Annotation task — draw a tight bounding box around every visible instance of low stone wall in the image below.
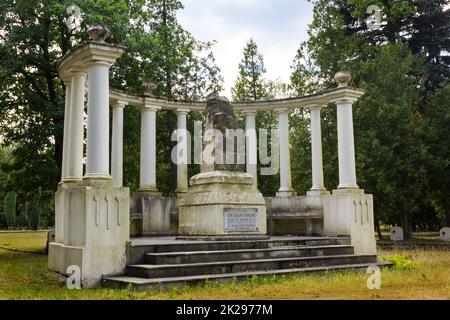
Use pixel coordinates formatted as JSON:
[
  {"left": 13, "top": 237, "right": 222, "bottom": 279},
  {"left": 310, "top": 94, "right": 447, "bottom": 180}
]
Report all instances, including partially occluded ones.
[
  {"left": 131, "top": 194, "right": 324, "bottom": 237},
  {"left": 377, "top": 241, "right": 450, "bottom": 251}
]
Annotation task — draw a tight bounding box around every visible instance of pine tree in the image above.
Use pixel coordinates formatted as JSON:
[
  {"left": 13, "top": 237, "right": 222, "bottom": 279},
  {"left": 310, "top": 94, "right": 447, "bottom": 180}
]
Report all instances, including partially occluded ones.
[
  {"left": 4, "top": 191, "right": 16, "bottom": 229},
  {"left": 232, "top": 39, "right": 268, "bottom": 101},
  {"left": 27, "top": 192, "right": 41, "bottom": 231},
  {"left": 298, "top": 0, "right": 450, "bottom": 239}
]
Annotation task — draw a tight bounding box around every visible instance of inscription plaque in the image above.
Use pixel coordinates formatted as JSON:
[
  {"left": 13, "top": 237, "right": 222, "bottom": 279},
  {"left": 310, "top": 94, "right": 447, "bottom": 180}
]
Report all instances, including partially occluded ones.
[{"left": 224, "top": 208, "right": 259, "bottom": 232}]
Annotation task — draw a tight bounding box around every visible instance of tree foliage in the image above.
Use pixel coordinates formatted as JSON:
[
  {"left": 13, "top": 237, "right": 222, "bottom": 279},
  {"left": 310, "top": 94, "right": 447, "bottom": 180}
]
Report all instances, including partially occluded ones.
[
  {"left": 4, "top": 191, "right": 16, "bottom": 228},
  {"left": 26, "top": 191, "right": 41, "bottom": 230},
  {"left": 297, "top": 0, "right": 450, "bottom": 237},
  {"left": 0, "top": 0, "right": 224, "bottom": 201},
  {"left": 232, "top": 39, "right": 269, "bottom": 102}
]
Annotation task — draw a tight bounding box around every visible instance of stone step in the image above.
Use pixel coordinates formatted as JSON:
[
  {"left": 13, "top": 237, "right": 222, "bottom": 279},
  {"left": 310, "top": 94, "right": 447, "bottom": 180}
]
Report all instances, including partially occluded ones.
[
  {"left": 126, "top": 254, "right": 377, "bottom": 279},
  {"left": 127, "top": 237, "right": 351, "bottom": 265},
  {"left": 104, "top": 261, "right": 391, "bottom": 291},
  {"left": 144, "top": 245, "right": 355, "bottom": 265}
]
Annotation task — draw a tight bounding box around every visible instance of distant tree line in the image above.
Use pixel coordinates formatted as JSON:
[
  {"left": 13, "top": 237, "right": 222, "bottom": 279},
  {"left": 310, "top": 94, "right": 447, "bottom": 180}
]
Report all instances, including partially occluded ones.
[
  {"left": 0, "top": 0, "right": 449, "bottom": 238},
  {"left": 230, "top": 0, "right": 450, "bottom": 239}
]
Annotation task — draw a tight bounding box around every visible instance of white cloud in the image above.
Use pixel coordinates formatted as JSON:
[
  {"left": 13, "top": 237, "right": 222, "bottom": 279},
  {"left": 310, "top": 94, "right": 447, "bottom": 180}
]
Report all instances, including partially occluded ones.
[{"left": 178, "top": 0, "right": 314, "bottom": 99}]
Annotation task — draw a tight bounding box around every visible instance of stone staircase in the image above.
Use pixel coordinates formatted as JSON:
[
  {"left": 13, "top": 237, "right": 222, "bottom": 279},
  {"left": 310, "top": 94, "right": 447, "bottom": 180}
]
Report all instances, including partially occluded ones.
[{"left": 103, "top": 236, "right": 387, "bottom": 291}]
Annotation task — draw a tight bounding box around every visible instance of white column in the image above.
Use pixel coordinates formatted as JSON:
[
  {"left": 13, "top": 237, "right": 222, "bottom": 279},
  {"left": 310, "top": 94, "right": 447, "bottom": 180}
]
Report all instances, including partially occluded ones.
[
  {"left": 61, "top": 80, "right": 72, "bottom": 182},
  {"left": 176, "top": 110, "right": 189, "bottom": 194},
  {"left": 276, "top": 109, "right": 296, "bottom": 197},
  {"left": 111, "top": 101, "right": 127, "bottom": 187},
  {"left": 308, "top": 105, "right": 327, "bottom": 195},
  {"left": 245, "top": 110, "right": 258, "bottom": 190},
  {"left": 335, "top": 98, "right": 359, "bottom": 189},
  {"left": 66, "top": 71, "right": 86, "bottom": 182},
  {"left": 140, "top": 105, "right": 160, "bottom": 193},
  {"left": 84, "top": 61, "right": 112, "bottom": 180}
]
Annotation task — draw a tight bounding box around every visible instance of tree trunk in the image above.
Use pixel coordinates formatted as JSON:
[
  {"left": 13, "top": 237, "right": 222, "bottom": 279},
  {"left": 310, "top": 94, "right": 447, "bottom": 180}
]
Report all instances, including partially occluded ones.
[
  {"left": 446, "top": 210, "right": 450, "bottom": 228},
  {"left": 375, "top": 217, "right": 383, "bottom": 240},
  {"left": 400, "top": 208, "right": 413, "bottom": 241}
]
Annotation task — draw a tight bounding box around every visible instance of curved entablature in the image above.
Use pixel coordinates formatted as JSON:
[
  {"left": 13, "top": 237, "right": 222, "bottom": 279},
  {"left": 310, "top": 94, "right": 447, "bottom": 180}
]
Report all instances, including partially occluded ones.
[{"left": 109, "top": 86, "right": 364, "bottom": 112}]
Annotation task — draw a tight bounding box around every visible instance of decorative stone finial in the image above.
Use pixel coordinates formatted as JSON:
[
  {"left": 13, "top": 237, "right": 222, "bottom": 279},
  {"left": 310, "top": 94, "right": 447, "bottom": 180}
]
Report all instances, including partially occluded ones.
[
  {"left": 87, "top": 24, "right": 110, "bottom": 43},
  {"left": 334, "top": 71, "right": 352, "bottom": 88},
  {"left": 142, "top": 82, "right": 158, "bottom": 97}
]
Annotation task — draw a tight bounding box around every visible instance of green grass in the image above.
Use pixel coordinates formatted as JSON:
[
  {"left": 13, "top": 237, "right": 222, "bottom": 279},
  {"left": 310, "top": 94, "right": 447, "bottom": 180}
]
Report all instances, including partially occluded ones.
[{"left": 0, "top": 231, "right": 449, "bottom": 300}]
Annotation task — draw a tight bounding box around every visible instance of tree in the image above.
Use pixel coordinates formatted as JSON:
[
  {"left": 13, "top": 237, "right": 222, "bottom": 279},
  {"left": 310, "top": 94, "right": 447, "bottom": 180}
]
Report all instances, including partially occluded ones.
[
  {"left": 27, "top": 191, "right": 41, "bottom": 230},
  {"left": 296, "top": 0, "right": 450, "bottom": 239},
  {"left": 0, "top": 0, "right": 224, "bottom": 200},
  {"left": 353, "top": 44, "right": 428, "bottom": 240},
  {"left": 232, "top": 39, "right": 268, "bottom": 102},
  {"left": 232, "top": 39, "right": 285, "bottom": 196},
  {"left": 422, "top": 85, "right": 450, "bottom": 227},
  {"left": 4, "top": 191, "right": 16, "bottom": 228},
  {"left": 290, "top": 42, "right": 323, "bottom": 96}
]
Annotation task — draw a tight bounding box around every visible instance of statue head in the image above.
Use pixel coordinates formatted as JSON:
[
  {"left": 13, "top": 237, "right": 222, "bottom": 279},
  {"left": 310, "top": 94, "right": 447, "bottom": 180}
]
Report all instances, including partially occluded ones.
[{"left": 205, "top": 95, "right": 238, "bottom": 132}]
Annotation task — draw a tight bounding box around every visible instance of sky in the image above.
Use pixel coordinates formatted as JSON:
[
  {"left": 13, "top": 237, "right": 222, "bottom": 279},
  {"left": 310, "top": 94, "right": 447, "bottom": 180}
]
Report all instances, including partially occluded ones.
[{"left": 177, "top": 0, "right": 314, "bottom": 98}]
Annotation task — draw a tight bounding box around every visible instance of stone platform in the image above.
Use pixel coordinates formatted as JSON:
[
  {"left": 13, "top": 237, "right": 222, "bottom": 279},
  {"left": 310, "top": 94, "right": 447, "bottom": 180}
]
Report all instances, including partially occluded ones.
[{"left": 103, "top": 236, "right": 390, "bottom": 291}]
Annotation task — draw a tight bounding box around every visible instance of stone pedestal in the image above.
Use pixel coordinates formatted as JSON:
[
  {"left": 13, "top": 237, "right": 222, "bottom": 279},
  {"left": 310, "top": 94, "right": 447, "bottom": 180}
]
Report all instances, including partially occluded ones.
[
  {"left": 132, "top": 192, "right": 174, "bottom": 236},
  {"left": 322, "top": 189, "right": 376, "bottom": 255},
  {"left": 265, "top": 196, "right": 323, "bottom": 236},
  {"left": 179, "top": 171, "right": 267, "bottom": 237},
  {"left": 48, "top": 183, "right": 130, "bottom": 288}
]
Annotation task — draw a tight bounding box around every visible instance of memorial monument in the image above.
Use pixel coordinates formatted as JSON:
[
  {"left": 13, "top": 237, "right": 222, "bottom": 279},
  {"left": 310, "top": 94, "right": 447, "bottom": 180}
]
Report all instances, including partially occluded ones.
[{"left": 178, "top": 96, "right": 267, "bottom": 239}]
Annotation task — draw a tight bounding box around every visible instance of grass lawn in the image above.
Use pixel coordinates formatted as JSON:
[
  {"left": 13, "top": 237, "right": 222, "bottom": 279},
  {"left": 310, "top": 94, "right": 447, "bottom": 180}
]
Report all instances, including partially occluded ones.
[{"left": 0, "top": 231, "right": 449, "bottom": 300}]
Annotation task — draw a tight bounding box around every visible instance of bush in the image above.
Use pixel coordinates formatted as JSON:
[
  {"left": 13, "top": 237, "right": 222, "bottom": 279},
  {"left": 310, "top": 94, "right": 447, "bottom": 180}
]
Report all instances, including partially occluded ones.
[
  {"left": 384, "top": 255, "right": 419, "bottom": 270},
  {"left": 4, "top": 191, "right": 16, "bottom": 228},
  {"left": 0, "top": 210, "right": 6, "bottom": 229},
  {"left": 27, "top": 194, "right": 41, "bottom": 231},
  {"left": 16, "top": 211, "right": 28, "bottom": 229}
]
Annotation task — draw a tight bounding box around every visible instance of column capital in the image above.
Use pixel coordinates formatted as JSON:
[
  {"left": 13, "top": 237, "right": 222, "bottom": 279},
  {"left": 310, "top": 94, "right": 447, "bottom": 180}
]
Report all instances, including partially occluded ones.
[
  {"left": 111, "top": 100, "right": 128, "bottom": 108},
  {"left": 307, "top": 104, "right": 326, "bottom": 111},
  {"left": 276, "top": 108, "right": 291, "bottom": 115},
  {"left": 242, "top": 109, "right": 258, "bottom": 116},
  {"left": 330, "top": 96, "right": 359, "bottom": 105},
  {"left": 84, "top": 60, "right": 113, "bottom": 68},
  {"left": 67, "top": 68, "right": 87, "bottom": 77},
  {"left": 140, "top": 104, "right": 161, "bottom": 112},
  {"left": 175, "top": 108, "right": 190, "bottom": 116}
]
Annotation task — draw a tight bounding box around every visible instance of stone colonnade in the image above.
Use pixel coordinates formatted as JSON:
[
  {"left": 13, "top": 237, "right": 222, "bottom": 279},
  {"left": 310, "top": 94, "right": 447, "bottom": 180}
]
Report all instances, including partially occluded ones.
[
  {"left": 93, "top": 82, "right": 362, "bottom": 200},
  {"left": 52, "top": 32, "right": 376, "bottom": 289}
]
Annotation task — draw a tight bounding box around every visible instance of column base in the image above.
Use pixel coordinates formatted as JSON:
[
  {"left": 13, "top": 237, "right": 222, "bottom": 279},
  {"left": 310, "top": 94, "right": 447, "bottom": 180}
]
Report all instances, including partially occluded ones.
[
  {"left": 175, "top": 189, "right": 188, "bottom": 195},
  {"left": 83, "top": 174, "right": 113, "bottom": 186},
  {"left": 333, "top": 188, "right": 364, "bottom": 195},
  {"left": 337, "top": 184, "right": 360, "bottom": 190},
  {"left": 137, "top": 189, "right": 162, "bottom": 197},
  {"left": 49, "top": 184, "right": 130, "bottom": 288},
  {"left": 63, "top": 177, "right": 83, "bottom": 183},
  {"left": 132, "top": 192, "right": 171, "bottom": 235},
  {"left": 276, "top": 189, "right": 297, "bottom": 198},
  {"left": 322, "top": 189, "right": 376, "bottom": 255},
  {"left": 307, "top": 189, "right": 330, "bottom": 197}
]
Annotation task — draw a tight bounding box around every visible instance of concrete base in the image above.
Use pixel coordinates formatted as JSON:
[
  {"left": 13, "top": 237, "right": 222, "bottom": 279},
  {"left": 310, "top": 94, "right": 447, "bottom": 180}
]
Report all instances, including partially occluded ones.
[
  {"left": 322, "top": 189, "right": 377, "bottom": 255},
  {"left": 132, "top": 192, "right": 175, "bottom": 236},
  {"left": 179, "top": 171, "right": 267, "bottom": 236},
  {"left": 176, "top": 235, "right": 270, "bottom": 241},
  {"left": 265, "top": 195, "right": 324, "bottom": 236},
  {"left": 276, "top": 190, "right": 297, "bottom": 198},
  {"left": 48, "top": 182, "right": 130, "bottom": 288}
]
